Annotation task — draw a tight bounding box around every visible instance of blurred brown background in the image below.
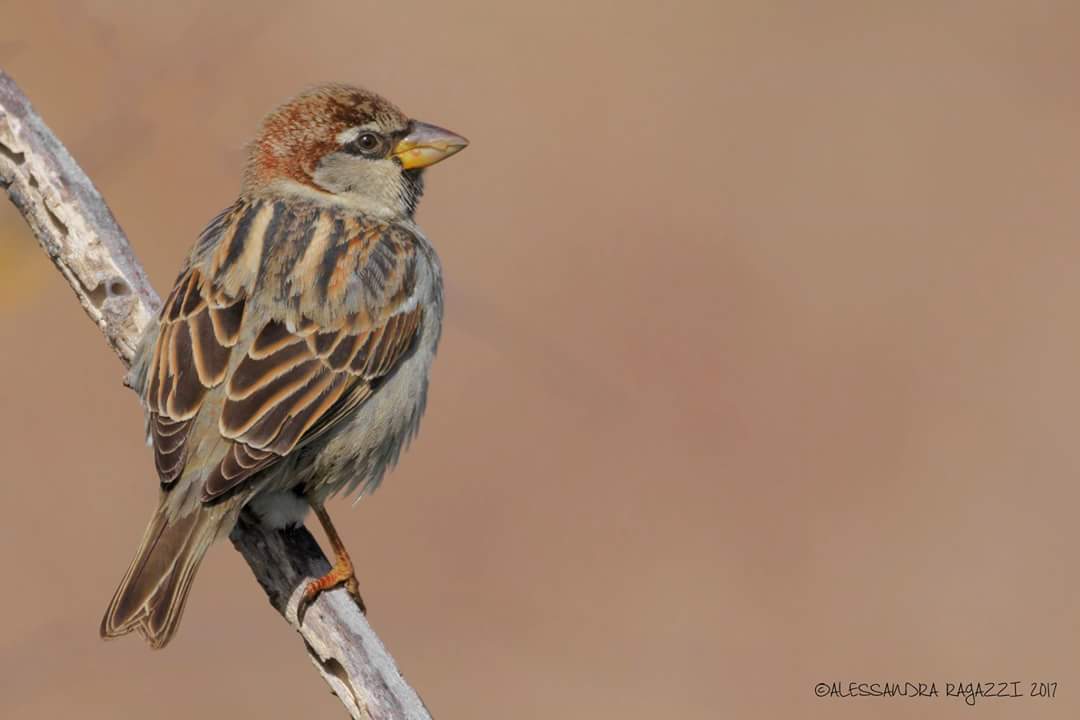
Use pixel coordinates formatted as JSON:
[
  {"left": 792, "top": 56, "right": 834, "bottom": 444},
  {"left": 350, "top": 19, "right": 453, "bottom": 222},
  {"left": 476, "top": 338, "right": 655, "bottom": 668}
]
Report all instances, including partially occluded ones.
[{"left": 2, "top": 1, "right": 1080, "bottom": 718}]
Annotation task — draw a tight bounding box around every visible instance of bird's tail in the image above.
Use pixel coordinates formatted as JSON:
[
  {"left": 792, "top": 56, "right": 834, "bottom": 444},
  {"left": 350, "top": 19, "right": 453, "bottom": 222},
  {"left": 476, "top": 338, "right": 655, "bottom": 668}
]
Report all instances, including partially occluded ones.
[{"left": 100, "top": 496, "right": 241, "bottom": 649}]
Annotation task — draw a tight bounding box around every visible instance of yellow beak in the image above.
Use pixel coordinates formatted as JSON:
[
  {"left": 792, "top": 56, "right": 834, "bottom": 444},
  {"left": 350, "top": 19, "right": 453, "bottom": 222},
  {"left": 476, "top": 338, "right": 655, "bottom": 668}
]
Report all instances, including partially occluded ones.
[{"left": 392, "top": 121, "right": 469, "bottom": 170}]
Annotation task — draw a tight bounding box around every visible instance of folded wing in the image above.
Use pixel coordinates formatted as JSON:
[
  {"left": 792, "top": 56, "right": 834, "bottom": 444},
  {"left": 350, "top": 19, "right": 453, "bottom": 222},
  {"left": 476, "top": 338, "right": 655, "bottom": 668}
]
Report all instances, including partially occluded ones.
[{"left": 142, "top": 200, "right": 425, "bottom": 501}]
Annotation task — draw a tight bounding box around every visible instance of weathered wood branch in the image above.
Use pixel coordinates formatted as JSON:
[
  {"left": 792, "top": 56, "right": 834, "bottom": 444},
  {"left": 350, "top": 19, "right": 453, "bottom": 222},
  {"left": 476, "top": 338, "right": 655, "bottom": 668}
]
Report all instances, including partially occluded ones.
[{"left": 0, "top": 69, "right": 431, "bottom": 720}]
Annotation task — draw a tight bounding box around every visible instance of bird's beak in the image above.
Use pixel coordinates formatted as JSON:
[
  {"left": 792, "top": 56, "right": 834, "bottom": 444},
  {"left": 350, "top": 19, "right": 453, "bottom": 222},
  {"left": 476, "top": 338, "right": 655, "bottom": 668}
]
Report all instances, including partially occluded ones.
[{"left": 393, "top": 122, "right": 469, "bottom": 169}]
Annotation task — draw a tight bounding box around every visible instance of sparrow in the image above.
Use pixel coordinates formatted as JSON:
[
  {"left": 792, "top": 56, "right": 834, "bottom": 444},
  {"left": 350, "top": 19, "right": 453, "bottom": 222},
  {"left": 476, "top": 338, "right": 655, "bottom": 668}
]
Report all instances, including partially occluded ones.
[{"left": 100, "top": 83, "right": 467, "bottom": 648}]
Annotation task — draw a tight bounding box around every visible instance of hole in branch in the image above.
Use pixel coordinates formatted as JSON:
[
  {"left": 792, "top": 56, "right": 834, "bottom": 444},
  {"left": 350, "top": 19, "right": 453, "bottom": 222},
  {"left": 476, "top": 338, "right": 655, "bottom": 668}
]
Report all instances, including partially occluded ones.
[
  {"left": 87, "top": 281, "right": 108, "bottom": 308},
  {"left": 0, "top": 141, "right": 25, "bottom": 165},
  {"left": 45, "top": 204, "right": 68, "bottom": 235}
]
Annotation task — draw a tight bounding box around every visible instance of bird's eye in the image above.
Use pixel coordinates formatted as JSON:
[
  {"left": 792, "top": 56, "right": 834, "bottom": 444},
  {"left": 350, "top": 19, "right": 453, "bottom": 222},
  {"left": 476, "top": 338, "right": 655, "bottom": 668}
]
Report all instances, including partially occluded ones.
[{"left": 347, "top": 131, "right": 385, "bottom": 156}]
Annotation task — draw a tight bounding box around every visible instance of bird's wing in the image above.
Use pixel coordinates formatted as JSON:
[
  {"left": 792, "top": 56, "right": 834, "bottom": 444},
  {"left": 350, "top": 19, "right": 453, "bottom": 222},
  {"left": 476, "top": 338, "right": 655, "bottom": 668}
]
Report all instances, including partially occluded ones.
[
  {"left": 144, "top": 199, "right": 425, "bottom": 501},
  {"left": 144, "top": 204, "right": 247, "bottom": 486}
]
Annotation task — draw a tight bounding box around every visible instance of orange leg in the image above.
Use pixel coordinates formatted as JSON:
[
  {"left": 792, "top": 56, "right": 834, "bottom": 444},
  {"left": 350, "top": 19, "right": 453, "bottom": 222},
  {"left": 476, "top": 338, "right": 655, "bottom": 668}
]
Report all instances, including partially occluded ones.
[{"left": 298, "top": 503, "right": 366, "bottom": 624}]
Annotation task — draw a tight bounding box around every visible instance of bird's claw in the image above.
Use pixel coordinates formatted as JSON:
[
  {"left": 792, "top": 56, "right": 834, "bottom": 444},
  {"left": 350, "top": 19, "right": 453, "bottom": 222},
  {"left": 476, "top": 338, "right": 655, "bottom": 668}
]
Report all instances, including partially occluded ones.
[{"left": 296, "top": 569, "right": 366, "bottom": 626}]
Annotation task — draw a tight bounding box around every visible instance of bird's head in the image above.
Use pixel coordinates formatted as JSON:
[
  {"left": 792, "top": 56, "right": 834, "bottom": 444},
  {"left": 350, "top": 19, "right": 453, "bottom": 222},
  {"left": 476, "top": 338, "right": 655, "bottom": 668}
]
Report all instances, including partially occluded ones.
[{"left": 243, "top": 83, "right": 468, "bottom": 219}]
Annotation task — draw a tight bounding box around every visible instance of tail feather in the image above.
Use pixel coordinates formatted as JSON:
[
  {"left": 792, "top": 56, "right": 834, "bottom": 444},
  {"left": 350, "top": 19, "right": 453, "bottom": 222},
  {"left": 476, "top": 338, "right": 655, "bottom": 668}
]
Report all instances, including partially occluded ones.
[{"left": 101, "top": 501, "right": 236, "bottom": 649}]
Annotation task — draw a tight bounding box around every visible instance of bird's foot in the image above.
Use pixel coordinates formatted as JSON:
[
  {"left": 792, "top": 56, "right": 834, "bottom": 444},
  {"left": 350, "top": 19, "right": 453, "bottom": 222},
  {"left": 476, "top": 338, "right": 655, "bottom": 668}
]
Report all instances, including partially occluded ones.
[{"left": 297, "top": 549, "right": 366, "bottom": 625}]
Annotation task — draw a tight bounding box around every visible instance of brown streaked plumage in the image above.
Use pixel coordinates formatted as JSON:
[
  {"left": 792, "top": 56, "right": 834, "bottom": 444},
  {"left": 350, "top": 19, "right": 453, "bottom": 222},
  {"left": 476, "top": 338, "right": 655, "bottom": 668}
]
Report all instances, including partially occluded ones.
[{"left": 101, "top": 84, "right": 467, "bottom": 648}]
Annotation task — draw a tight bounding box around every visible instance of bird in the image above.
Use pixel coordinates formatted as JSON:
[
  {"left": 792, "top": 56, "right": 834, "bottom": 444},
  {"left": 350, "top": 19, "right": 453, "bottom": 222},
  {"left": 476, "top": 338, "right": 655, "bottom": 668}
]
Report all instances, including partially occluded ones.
[{"left": 99, "top": 83, "right": 467, "bottom": 648}]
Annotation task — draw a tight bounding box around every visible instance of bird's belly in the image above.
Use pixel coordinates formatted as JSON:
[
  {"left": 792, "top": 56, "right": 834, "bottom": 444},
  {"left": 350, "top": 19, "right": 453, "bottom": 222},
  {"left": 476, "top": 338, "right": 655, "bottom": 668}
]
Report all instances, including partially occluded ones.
[
  {"left": 307, "top": 321, "right": 438, "bottom": 501},
  {"left": 248, "top": 340, "right": 435, "bottom": 528}
]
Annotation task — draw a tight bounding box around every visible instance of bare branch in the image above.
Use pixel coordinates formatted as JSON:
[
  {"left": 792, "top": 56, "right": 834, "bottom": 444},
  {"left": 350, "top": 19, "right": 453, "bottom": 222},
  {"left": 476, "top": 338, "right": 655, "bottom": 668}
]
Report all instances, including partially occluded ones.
[
  {"left": 0, "top": 69, "right": 432, "bottom": 720},
  {"left": 0, "top": 71, "right": 159, "bottom": 361}
]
